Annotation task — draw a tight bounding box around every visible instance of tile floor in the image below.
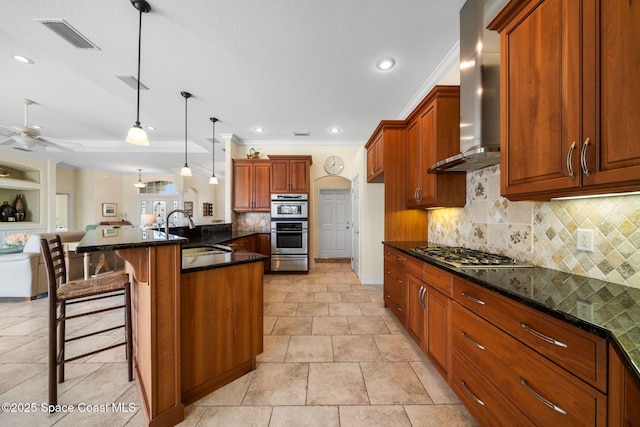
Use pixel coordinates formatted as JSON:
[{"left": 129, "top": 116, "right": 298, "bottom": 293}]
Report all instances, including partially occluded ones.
[{"left": 0, "top": 263, "right": 478, "bottom": 426}]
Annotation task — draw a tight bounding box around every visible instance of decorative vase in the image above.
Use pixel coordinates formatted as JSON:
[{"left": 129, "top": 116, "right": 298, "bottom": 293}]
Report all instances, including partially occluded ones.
[
  {"left": 13, "top": 194, "right": 25, "bottom": 221},
  {"left": 0, "top": 201, "right": 13, "bottom": 222}
]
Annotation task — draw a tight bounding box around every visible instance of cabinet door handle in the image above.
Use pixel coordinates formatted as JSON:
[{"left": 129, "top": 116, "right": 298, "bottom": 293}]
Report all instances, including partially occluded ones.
[
  {"left": 520, "top": 377, "right": 567, "bottom": 415},
  {"left": 461, "top": 331, "right": 485, "bottom": 350},
  {"left": 461, "top": 292, "right": 486, "bottom": 305},
  {"left": 395, "top": 278, "right": 403, "bottom": 284},
  {"left": 396, "top": 304, "right": 403, "bottom": 312},
  {"left": 580, "top": 137, "right": 591, "bottom": 177},
  {"left": 414, "top": 188, "right": 418, "bottom": 202},
  {"left": 371, "top": 165, "right": 375, "bottom": 176},
  {"left": 520, "top": 323, "right": 568, "bottom": 348},
  {"left": 461, "top": 380, "right": 485, "bottom": 406},
  {"left": 419, "top": 286, "right": 425, "bottom": 308},
  {"left": 567, "top": 141, "right": 576, "bottom": 179}
]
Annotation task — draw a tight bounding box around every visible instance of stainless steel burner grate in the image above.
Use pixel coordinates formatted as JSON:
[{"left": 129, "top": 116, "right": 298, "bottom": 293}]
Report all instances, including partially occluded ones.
[{"left": 411, "top": 246, "right": 533, "bottom": 268}]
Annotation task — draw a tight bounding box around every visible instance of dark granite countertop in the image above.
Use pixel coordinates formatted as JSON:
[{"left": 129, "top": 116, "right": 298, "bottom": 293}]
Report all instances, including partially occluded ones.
[
  {"left": 384, "top": 241, "right": 640, "bottom": 382},
  {"left": 76, "top": 228, "right": 187, "bottom": 253},
  {"left": 181, "top": 251, "right": 268, "bottom": 273}
]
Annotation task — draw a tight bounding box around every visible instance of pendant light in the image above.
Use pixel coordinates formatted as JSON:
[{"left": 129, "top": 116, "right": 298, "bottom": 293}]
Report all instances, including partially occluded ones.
[
  {"left": 209, "top": 117, "right": 219, "bottom": 185},
  {"left": 134, "top": 168, "right": 146, "bottom": 188},
  {"left": 180, "top": 91, "right": 192, "bottom": 177},
  {"left": 125, "top": 0, "right": 151, "bottom": 146}
]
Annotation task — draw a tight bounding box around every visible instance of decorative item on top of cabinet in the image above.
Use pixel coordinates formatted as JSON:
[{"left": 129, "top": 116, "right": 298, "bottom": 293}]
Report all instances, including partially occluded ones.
[
  {"left": 489, "top": 0, "right": 640, "bottom": 200},
  {"left": 405, "top": 85, "right": 465, "bottom": 208},
  {"left": 268, "top": 155, "right": 312, "bottom": 194},
  {"left": 233, "top": 159, "right": 271, "bottom": 212}
]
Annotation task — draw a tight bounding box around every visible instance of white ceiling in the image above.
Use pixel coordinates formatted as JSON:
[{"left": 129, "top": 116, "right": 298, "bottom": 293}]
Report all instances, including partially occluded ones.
[{"left": 0, "top": 0, "right": 465, "bottom": 179}]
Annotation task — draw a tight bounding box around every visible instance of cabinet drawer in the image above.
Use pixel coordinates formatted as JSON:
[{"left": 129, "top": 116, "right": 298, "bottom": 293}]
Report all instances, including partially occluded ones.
[
  {"left": 423, "top": 262, "right": 453, "bottom": 296},
  {"left": 453, "top": 304, "right": 607, "bottom": 426},
  {"left": 453, "top": 276, "right": 607, "bottom": 391},
  {"left": 384, "top": 246, "right": 406, "bottom": 269},
  {"left": 452, "top": 349, "right": 534, "bottom": 427},
  {"left": 405, "top": 255, "right": 423, "bottom": 278}
]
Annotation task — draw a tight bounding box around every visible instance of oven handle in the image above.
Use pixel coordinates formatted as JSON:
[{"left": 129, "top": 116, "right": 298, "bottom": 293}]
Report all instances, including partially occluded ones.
[{"left": 271, "top": 230, "right": 308, "bottom": 233}]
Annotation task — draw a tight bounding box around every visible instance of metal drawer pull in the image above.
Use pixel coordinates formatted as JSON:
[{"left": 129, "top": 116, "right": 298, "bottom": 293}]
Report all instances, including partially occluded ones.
[
  {"left": 419, "top": 286, "right": 426, "bottom": 308},
  {"left": 461, "top": 292, "right": 486, "bottom": 305},
  {"left": 461, "top": 380, "right": 485, "bottom": 406},
  {"left": 520, "top": 323, "right": 568, "bottom": 348},
  {"left": 520, "top": 378, "right": 567, "bottom": 415},
  {"left": 396, "top": 305, "right": 403, "bottom": 312},
  {"left": 567, "top": 141, "right": 576, "bottom": 179},
  {"left": 580, "top": 137, "right": 591, "bottom": 177},
  {"left": 461, "top": 331, "right": 485, "bottom": 350}
]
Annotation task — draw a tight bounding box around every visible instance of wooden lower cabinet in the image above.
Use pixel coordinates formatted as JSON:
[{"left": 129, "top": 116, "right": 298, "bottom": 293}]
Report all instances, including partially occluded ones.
[
  {"left": 256, "top": 234, "right": 271, "bottom": 272},
  {"left": 453, "top": 302, "right": 607, "bottom": 426},
  {"left": 608, "top": 344, "right": 640, "bottom": 427},
  {"left": 383, "top": 246, "right": 408, "bottom": 325},
  {"left": 180, "top": 262, "right": 263, "bottom": 405}
]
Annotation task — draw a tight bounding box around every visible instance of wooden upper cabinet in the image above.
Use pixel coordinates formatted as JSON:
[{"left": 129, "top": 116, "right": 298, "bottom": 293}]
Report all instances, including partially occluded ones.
[
  {"left": 232, "top": 159, "right": 271, "bottom": 212},
  {"left": 405, "top": 86, "right": 465, "bottom": 208},
  {"left": 366, "top": 132, "right": 384, "bottom": 182},
  {"left": 269, "top": 155, "right": 312, "bottom": 193},
  {"left": 490, "top": 0, "right": 640, "bottom": 200}
]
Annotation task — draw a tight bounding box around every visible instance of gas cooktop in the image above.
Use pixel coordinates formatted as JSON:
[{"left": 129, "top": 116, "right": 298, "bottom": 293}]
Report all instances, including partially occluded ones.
[{"left": 411, "top": 246, "right": 533, "bottom": 269}]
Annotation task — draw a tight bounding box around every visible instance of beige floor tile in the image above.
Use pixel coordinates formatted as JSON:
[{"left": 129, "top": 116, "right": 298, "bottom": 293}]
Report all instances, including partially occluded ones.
[
  {"left": 263, "top": 316, "right": 277, "bottom": 334},
  {"left": 264, "top": 302, "right": 299, "bottom": 317},
  {"left": 360, "top": 362, "right": 433, "bottom": 405},
  {"left": 374, "top": 334, "right": 428, "bottom": 362},
  {"left": 307, "top": 363, "right": 369, "bottom": 405},
  {"left": 359, "top": 301, "right": 388, "bottom": 316},
  {"left": 339, "top": 405, "right": 412, "bottom": 427},
  {"left": 0, "top": 363, "right": 46, "bottom": 395},
  {"left": 404, "top": 404, "right": 479, "bottom": 426},
  {"left": 348, "top": 316, "right": 390, "bottom": 335},
  {"left": 197, "top": 406, "right": 272, "bottom": 426},
  {"left": 271, "top": 316, "right": 312, "bottom": 335},
  {"left": 284, "top": 292, "right": 315, "bottom": 302},
  {"left": 256, "top": 335, "right": 290, "bottom": 362},
  {"left": 194, "top": 371, "right": 254, "bottom": 406},
  {"left": 328, "top": 303, "right": 363, "bottom": 316},
  {"left": 411, "top": 361, "right": 460, "bottom": 404},
  {"left": 270, "top": 405, "right": 339, "bottom": 427},
  {"left": 285, "top": 336, "right": 333, "bottom": 362},
  {"left": 264, "top": 292, "right": 288, "bottom": 303},
  {"left": 313, "top": 292, "right": 343, "bottom": 303},
  {"left": 302, "top": 284, "right": 328, "bottom": 292},
  {"left": 332, "top": 335, "right": 382, "bottom": 362},
  {"left": 296, "top": 302, "right": 330, "bottom": 316},
  {"left": 327, "top": 284, "right": 353, "bottom": 293},
  {"left": 0, "top": 335, "right": 40, "bottom": 356},
  {"left": 242, "top": 363, "right": 308, "bottom": 405},
  {"left": 340, "top": 292, "right": 372, "bottom": 303},
  {"left": 277, "top": 284, "right": 306, "bottom": 293},
  {"left": 312, "top": 316, "right": 351, "bottom": 335}
]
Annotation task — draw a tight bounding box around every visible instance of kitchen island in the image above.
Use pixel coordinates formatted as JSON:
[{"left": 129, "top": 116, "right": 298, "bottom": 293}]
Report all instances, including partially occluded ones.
[{"left": 76, "top": 228, "right": 267, "bottom": 427}]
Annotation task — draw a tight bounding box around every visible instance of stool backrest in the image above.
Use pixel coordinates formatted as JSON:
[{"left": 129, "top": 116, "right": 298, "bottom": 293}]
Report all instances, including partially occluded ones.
[{"left": 40, "top": 235, "right": 67, "bottom": 291}]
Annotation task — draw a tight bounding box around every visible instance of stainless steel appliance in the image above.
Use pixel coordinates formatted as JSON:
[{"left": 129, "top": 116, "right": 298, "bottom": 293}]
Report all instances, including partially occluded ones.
[
  {"left": 271, "top": 193, "right": 308, "bottom": 220},
  {"left": 271, "top": 220, "right": 308, "bottom": 271},
  {"left": 411, "top": 245, "right": 533, "bottom": 268}
]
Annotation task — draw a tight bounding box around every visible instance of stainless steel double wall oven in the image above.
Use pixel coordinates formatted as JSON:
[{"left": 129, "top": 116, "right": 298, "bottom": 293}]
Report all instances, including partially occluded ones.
[{"left": 270, "top": 194, "right": 309, "bottom": 272}]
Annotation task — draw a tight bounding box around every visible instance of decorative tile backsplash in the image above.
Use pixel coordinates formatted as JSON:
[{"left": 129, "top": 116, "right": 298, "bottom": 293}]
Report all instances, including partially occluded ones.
[{"left": 428, "top": 165, "right": 640, "bottom": 289}]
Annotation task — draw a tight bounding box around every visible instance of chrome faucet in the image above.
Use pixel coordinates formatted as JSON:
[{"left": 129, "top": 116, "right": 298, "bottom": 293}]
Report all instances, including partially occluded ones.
[{"left": 165, "top": 209, "right": 195, "bottom": 238}]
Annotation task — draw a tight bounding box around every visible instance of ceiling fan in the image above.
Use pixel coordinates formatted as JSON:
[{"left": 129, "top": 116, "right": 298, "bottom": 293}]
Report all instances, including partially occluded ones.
[{"left": 0, "top": 98, "right": 80, "bottom": 152}]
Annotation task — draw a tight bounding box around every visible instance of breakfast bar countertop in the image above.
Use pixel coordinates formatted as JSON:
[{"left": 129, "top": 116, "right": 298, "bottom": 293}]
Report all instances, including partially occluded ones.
[
  {"left": 384, "top": 240, "right": 640, "bottom": 383},
  {"left": 75, "top": 228, "right": 187, "bottom": 253}
]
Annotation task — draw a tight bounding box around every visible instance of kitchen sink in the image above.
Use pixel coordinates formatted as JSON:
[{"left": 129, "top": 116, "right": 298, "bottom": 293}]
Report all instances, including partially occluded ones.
[{"left": 182, "top": 245, "right": 232, "bottom": 257}]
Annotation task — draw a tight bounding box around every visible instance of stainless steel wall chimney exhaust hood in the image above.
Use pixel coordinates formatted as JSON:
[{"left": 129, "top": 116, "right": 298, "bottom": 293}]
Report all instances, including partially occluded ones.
[{"left": 429, "top": 0, "right": 505, "bottom": 173}]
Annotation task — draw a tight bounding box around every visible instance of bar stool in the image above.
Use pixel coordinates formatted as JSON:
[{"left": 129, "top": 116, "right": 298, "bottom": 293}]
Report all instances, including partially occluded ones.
[{"left": 40, "top": 235, "right": 133, "bottom": 407}]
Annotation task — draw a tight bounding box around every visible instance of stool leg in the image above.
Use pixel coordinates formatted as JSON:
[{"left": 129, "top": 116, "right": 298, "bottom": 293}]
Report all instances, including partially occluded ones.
[
  {"left": 58, "top": 301, "right": 66, "bottom": 383},
  {"left": 48, "top": 297, "right": 57, "bottom": 408},
  {"left": 125, "top": 282, "right": 133, "bottom": 381}
]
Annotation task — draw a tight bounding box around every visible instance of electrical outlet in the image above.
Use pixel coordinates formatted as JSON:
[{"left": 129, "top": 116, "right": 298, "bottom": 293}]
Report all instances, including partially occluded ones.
[
  {"left": 576, "top": 229, "right": 594, "bottom": 252},
  {"left": 576, "top": 300, "right": 593, "bottom": 321}
]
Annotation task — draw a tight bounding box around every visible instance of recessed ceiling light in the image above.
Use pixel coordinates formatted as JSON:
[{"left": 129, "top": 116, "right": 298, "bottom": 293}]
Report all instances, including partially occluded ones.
[
  {"left": 329, "top": 127, "right": 341, "bottom": 134},
  {"left": 146, "top": 126, "right": 155, "bottom": 130},
  {"left": 255, "top": 127, "right": 265, "bottom": 133},
  {"left": 376, "top": 57, "right": 396, "bottom": 71},
  {"left": 12, "top": 54, "right": 34, "bottom": 64}
]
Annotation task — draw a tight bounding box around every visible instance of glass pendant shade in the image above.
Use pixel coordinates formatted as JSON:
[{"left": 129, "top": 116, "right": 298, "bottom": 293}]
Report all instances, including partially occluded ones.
[
  {"left": 126, "top": 124, "right": 149, "bottom": 146},
  {"left": 209, "top": 175, "right": 218, "bottom": 184},
  {"left": 180, "top": 165, "right": 192, "bottom": 176},
  {"left": 134, "top": 168, "right": 147, "bottom": 188}
]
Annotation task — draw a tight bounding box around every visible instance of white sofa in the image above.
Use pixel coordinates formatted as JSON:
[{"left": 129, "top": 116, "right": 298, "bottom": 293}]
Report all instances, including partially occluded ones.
[{"left": 0, "top": 230, "right": 85, "bottom": 299}]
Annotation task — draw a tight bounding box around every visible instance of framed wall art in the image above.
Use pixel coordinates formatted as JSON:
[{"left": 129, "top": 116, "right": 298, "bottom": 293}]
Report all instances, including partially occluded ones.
[{"left": 102, "top": 203, "right": 117, "bottom": 217}]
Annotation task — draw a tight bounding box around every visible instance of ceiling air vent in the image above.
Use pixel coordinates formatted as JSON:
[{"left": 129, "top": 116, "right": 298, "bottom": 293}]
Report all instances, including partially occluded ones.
[
  {"left": 293, "top": 131, "right": 310, "bottom": 136},
  {"left": 36, "top": 19, "right": 100, "bottom": 50}
]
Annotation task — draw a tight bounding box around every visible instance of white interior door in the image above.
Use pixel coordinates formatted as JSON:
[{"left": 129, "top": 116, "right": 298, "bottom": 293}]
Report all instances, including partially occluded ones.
[
  {"left": 351, "top": 175, "right": 360, "bottom": 276},
  {"left": 318, "top": 189, "right": 351, "bottom": 259}
]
